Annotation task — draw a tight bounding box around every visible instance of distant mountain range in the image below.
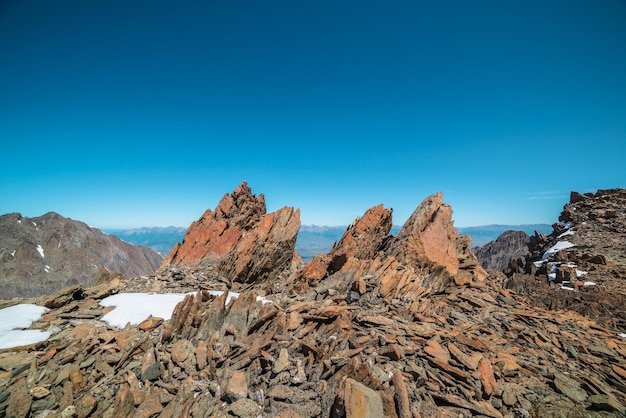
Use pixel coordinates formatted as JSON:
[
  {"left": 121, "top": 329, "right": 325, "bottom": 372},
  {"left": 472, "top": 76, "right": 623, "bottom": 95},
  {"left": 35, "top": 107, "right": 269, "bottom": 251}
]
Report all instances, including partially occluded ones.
[
  {"left": 104, "top": 226, "right": 187, "bottom": 254},
  {"left": 107, "top": 224, "right": 553, "bottom": 261}
]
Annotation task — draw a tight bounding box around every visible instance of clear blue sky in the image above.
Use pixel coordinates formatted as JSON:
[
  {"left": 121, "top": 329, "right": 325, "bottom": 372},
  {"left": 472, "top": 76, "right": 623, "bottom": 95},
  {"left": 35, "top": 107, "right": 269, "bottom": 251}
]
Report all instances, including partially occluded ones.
[{"left": 1, "top": 1, "right": 625, "bottom": 228}]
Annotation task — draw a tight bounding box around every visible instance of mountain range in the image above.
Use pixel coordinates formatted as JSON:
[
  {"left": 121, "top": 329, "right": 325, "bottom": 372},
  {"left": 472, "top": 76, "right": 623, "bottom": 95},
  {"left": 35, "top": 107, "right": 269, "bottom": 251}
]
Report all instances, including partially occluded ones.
[
  {"left": 0, "top": 212, "right": 164, "bottom": 298},
  {"left": 2, "top": 183, "right": 625, "bottom": 417}
]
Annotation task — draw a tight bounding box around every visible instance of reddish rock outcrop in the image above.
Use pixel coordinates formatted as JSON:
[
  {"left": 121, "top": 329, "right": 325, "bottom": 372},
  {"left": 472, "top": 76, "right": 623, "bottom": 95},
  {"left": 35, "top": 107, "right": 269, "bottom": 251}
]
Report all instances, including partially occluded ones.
[
  {"left": 296, "top": 192, "right": 486, "bottom": 298},
  {"left": 296, "top": 204, "right": 393, "bottom": 287},
  {"left": 160, "top": 182, "right": 300, "bottom": 286},
  {"left": 390, "top": 192, "right": 459, "bottom": 275}
]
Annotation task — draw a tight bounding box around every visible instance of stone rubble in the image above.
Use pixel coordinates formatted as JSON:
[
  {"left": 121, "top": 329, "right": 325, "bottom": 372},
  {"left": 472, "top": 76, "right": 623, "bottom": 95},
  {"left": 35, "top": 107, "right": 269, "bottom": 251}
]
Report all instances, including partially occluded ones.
[{"left": 1, "top": 185, "right": 625, "bottom": 417}]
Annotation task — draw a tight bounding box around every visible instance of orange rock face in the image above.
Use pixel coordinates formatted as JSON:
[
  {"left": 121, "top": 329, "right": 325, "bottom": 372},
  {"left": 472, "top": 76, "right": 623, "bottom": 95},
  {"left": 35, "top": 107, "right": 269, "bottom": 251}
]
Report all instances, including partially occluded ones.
[
  {"left": 296, "top": 192, "right": 486, "bottom": 297},
  {"left": 160, "top": 181, "right": 300, "bottom": 285},
  {"left": 296, "top": 204, "right": 392, "bottom": 288},
  {"left": 391, "top": 192, "right": 459, "bottom": 275}
]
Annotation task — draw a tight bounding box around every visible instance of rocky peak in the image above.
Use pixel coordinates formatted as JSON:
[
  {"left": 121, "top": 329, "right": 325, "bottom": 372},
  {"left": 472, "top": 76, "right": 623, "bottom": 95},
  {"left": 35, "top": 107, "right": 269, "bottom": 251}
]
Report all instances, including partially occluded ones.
[
  {"left": 160, "top": 182, "right": 300, "bottom": 288},
  {"left": 214, "top": 181, "right": 266, "bottom": 229},
  {"left": 475, "top": 230, "right": 531, "bottom": 271},
  {"left": 296, "top": 204, "right": 393, "bottom": 287},
  {"left": 389, "top": 192, "right": 459, "bottom": 275},
  {"left": 295, "top": 192, "right": 486, "bottom": 297}
]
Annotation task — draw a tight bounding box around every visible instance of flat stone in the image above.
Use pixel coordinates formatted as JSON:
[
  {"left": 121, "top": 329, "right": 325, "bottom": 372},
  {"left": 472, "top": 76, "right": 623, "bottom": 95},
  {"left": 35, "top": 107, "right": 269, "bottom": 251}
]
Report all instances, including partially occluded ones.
[
  {"left": 30, "top": 386, "right": 51, "bottom": 399},
  {"left": 230, "top": 398, "right": 260, "bottom": 417},
  {"left": 553, "top": 373, "right": 587, "bottom": 402},
  {"left": 588, "top": 394, "right": 625, "bottom": 413},
  {"left": 274, "top": 348, "right": 290, "bottom": 374},
  {"left": 225, "top": 371, "right": 248, "bottom": 401},
  {"left": 75, "top": 394, "right": 97, "bottom": 418},
  {"left": 344, "top": 378, "right": 384, "bottom": 418},
  {"left": 478, "top": 357, "right": 498, "bottom": 397}
]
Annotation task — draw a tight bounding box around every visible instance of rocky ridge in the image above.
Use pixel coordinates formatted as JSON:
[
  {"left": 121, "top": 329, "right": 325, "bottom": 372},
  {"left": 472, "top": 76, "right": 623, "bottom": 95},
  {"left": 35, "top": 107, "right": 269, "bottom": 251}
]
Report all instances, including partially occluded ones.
[
  {"left": 0, "top": 212, "right": 164, "bottom": 298},
  {"left": 498, "top": 189, "right": 626, "bottom": 332},
  {"left": 1, "top": 184, "right": 625, "bottom": 417}
]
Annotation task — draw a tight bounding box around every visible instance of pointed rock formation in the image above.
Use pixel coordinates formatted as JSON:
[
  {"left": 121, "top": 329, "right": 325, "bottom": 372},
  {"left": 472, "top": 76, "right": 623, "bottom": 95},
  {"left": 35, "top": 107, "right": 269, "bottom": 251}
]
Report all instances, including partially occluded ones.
[
  {"left": 297, "top": 204, "right": 393, "bottom": 287},
  {"left": 389, "top": 192, "right": 459, "bottom": 275},
  {"left": 159, "top": 182, "right": 300, "bottom": 286},
  {"left": 296, "top": 192, "right": 486, "bottom": 298}
]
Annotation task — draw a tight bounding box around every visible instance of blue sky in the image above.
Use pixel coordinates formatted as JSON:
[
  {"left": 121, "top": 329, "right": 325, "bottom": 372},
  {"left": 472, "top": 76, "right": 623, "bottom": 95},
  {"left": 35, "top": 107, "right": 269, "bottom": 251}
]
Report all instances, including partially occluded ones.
[{"left": 1, "top": 1, "right": 625, "bottom": 228}]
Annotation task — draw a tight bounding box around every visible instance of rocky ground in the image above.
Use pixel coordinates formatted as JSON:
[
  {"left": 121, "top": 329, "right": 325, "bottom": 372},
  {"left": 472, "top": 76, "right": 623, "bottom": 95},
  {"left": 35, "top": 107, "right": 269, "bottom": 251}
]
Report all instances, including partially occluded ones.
[
  {"left": 1, "top": 184, "right": 625, "bottom": 417},
  {"left": 497, "top": 189, "right": 626, "bottom": 332}
]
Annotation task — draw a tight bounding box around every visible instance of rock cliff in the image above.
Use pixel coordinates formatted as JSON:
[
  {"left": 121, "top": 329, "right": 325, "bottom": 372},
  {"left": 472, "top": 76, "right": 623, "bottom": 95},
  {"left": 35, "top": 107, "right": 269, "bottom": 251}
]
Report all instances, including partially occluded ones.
[
  {"left": 0, "top": 212, "right": 163, "bottom": 298},
  {"left": 1, "top": 186, "right": 625, "bottom": 418}
]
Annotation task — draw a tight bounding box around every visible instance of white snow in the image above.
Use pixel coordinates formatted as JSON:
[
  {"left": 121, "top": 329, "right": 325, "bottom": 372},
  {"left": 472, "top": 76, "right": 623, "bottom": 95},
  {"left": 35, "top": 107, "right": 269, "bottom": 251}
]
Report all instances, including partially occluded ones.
[
  {"left": 576, "top": 269, "right": 588, "bottom": 277},
  {"left": 584, "top": 281, "right": 596, "bottom": 286},
  {"left": 17, "top": 220, "right": 22, "bottom": 224},
  {"left": 542, "top": 241, "right": 575, "bottom": 260},
  {"left": 620, "top": 333, "right": 626, "bottom": 338},
  {"left": 100, "top": 291, "right": 272, "bottom": 328},
  {"left": 44, "top": 265, "right": 51, "bottom": 273},
  {"left": 36, "top": 244, "right": 45, "bottom": 258},
  {"left": 557, "top": 229, "right": 575, "bottom": 239},
  {"left": 0, "top": 304, "right": 52, "bottom": 349},
  {"left": 32, "top": 222, "right": 36, "bottom": 227},
  {"left": 10, "top": 250, "right": 16, "bottom": 257},
  {"left": 560, "top": 286, "right": 575, "bottom": 291}
]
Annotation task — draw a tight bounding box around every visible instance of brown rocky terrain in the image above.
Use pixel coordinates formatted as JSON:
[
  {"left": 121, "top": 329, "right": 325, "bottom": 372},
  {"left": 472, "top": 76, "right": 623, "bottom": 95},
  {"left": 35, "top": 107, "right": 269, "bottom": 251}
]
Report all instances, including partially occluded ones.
[
  {"left": 1, "top": 184, "right": 625, "bottom": 417},
  {"left": 0, "top": 212, "right": 164, "bottom": 298},
  {"left": 496, "top": 189, "right": 626, "bottom": 332}
]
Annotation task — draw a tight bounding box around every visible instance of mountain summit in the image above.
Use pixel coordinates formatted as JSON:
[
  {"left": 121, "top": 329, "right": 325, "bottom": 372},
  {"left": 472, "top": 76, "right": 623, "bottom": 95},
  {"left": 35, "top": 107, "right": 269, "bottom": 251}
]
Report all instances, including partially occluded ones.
[
  {"left": 0, "top": 212, "right": 163, "bottom": 298},
  {"left": 1, "top": 185, "right": 625, "bottom": 417}
]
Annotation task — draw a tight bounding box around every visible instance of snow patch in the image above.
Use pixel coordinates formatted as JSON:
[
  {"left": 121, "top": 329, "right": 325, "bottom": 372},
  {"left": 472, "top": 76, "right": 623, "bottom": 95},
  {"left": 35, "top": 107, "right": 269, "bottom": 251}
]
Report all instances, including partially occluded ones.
[
  {"left": 542, "top": 241, "right": 575, "bottom": 260},
  {"left": 0, "top": 304, "right": 52, "bottom": 349},
  {"left": 620, "top": 333, "right": 626, "bottom": 338},
  {"left": 100, "top": 291, "right": 272, "bottom": 328},
  {"left": 36, "top": 244, "right": 45, "bottom": 258},
  {"left": 584, "top": 281, "right": 596, "bottom": 286},
  {"left": 10, "top": 250, "right": 16, "bottom": 257},
  {"left": 17, "top": 220, "right": 22, "bottom": 224},
  {"left": 557, "top": 229, "right": 575, "bottom": 239},
  {"left": 560, "top": 286, "right": 575, "bottom": 291},
  {"left": 44, "top": 265, "right": 51, "bottom": 273}
]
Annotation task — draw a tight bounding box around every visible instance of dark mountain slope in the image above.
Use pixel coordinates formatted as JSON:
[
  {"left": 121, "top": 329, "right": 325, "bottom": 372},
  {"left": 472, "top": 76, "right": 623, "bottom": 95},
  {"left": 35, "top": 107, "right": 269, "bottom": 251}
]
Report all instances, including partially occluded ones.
[{"left": 0, "top": 212, "right": 164, "bottom": 298}]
